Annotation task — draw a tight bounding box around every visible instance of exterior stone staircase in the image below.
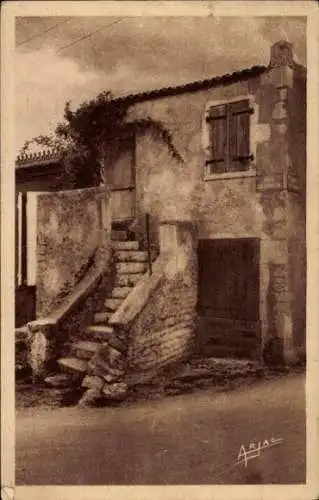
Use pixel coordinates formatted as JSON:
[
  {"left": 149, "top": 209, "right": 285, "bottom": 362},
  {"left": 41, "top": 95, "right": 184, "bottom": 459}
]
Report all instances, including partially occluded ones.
[{"left": 56, "top": 237, "right": 155, "bottom": 383}]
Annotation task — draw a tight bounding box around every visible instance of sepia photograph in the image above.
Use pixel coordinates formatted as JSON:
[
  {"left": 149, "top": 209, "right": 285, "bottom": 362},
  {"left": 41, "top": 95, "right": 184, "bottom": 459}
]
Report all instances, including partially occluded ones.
[{"left": 1, "top": 2, "right": 318, "bottom": 498}]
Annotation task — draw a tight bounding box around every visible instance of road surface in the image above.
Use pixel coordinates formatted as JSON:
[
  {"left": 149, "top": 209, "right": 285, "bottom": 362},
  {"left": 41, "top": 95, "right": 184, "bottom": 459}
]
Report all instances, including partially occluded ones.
[{"left": 16, "top": 373, "right": 306, "bottom": 485}]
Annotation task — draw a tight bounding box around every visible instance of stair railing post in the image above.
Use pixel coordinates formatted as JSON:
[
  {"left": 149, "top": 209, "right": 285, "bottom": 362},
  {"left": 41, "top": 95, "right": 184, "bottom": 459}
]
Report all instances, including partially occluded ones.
[{"left": 145, "top": 213, "right": 152, "bottom": 276}]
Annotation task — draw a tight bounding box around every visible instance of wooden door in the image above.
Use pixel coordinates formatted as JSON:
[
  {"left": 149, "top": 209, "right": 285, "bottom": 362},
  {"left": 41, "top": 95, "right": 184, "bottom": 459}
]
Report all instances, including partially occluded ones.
[
  {"left": 197, "top": 238, "right": 260, "bottom": 359},
  {"left": 112, "top": 135, "right": 136, "bottom": 223}
]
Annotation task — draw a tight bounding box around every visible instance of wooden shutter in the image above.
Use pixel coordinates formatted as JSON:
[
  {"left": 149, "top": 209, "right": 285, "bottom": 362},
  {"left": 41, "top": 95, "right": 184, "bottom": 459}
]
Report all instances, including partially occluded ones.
[
  {"left": 206, "top": 104, "right": 227, "bottom": 174},
  {"left": 229, "top": 99, "right": 252, "bottom": 172}
]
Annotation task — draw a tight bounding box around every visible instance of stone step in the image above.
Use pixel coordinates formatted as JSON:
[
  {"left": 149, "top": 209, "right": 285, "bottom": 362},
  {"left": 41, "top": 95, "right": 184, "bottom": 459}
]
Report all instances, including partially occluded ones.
[
  {"left": 111, "top": 230, "right": 129, "bottom": 241},
  {"left": 86, "top": 324, "right": 115, "bottom": 338},
  {"left": 115, "top": 273, "right": 144, "bottom": 287},
  {"left": 86, "top": 325, "right": 127, "bottom": 353},
  {"left": 112, "top": 241, "right": 139, "bottom": 251},
  {"left": 72, "top": 341, "right": 101, "bottom": 360},
  {"left": 116, "top": 262, "right": 148, "bottom": 274},
  {"left": 111, "top": 286, "right": 133, "bottom": 299},
  {"left": 86, "top": 324, "right": 121, "bottom": 344},
  {"left": 105, "top": 298, "right": 123, "bottom": 311},
  {"left": 45, "top": 373, "right": 76, "bottom": 388},
  {"left": 94, "top": 311, "right": 111, "bottom": 324},
  {"left": 115, "top": 250, "right": 149, "bottom": 263},
  {"left": 57, "top": 357, "right": 88, "bottom": 375}
]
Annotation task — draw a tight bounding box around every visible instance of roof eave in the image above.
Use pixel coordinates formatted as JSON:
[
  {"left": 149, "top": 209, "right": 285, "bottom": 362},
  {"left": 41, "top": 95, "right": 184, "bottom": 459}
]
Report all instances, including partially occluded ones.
[{"left": 111, "top": 65, "right": 268, "bottom": 106}]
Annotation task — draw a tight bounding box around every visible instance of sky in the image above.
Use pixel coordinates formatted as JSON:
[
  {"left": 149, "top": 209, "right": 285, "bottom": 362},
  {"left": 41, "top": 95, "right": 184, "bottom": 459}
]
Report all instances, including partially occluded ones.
[{"left": 15, "top": 16, "right": 306, "bottom": 154}]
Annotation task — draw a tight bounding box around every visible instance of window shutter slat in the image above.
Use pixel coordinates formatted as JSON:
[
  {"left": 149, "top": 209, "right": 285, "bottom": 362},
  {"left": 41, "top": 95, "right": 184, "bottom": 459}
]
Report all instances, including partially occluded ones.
[
  {"left": 207, "top": 104, "right": 227, "bottom": 119},
  {"left": 239, "top": 112, "right": 250, "bottom": 157},
  {"left": 229, "top": 100, "right": 251, "bottom": 171},
  {"left": 206, "top": 106, "right": 227, "bottom": 173},
  {"left": 209, "top": 117, "right": 227, "bottom": 173},
  {"left": 210, "top": 117, "right": 227, "bottom": 159},
  {"left": 232, "top": 112, "right": 250, "bottom": 157},
  {"left": 230, "top": 99, "right": 252, "bottom": 115}
]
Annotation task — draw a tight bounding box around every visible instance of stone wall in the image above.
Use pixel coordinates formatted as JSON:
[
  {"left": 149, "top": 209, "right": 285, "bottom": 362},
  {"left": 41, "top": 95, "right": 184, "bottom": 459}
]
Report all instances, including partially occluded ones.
[
  {"left": 36, "top": 186, "right": 108, "bottom": 317},
  {"left": 127, "top": 222, "right": 198, "bottom": 375},
  {"left": 256, "top": 55, "right": 306, "bottom": 362},
  {"left": 130, "top": 78, "right": 262, "bottom": 243},
  {"left": 129, "top": 63, "right": 305, "bottom": 243}
]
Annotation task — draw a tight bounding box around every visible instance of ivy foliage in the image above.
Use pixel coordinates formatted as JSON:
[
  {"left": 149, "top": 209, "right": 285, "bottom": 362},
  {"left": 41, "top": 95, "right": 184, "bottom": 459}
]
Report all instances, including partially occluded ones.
[{"left": 20, "top": 91, "right": 183, "bottom": 189}]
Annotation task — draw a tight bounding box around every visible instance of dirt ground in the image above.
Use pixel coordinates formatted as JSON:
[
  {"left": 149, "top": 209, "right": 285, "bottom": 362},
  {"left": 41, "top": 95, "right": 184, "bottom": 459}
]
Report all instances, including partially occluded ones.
[
  {"left": 15, "top": 356, "right": 306, "bottom": 409},
  {"left": 16, "top": 373, "right": 307, "bottom": 484}
]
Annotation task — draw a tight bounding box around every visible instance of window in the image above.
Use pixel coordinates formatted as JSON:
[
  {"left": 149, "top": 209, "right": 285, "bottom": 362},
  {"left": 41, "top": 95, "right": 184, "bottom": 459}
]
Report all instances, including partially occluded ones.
[{"left": 205, "top": 99, "right": 254, "bottom": 175}]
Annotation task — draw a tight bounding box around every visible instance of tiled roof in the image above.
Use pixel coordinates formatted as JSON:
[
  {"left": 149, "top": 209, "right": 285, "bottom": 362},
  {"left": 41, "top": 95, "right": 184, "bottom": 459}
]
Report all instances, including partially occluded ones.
[
  {"left": 112, "top": 65, "right": 268, "bottom": 105},
  {"left": 16, "top": 64, "right": 268, "bottom": 168}
]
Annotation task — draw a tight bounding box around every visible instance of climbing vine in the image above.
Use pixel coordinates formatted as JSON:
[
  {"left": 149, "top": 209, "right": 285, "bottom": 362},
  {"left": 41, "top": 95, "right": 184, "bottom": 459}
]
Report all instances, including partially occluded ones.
[{"left": 20, "top": 91, "right": 184, "bottom": 189}]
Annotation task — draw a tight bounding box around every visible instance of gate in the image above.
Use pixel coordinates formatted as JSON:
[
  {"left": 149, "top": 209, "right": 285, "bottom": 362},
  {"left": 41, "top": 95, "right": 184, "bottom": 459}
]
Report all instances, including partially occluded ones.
[{"left": 196, "top": 238, "right": 261, "bottom": 359}]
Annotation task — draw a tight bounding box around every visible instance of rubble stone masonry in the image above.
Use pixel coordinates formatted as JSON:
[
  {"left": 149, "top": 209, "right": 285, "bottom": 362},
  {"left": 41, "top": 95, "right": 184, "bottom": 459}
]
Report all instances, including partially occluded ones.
[{"left": 127, "top": 222, "right": 198, "bottom": 374}]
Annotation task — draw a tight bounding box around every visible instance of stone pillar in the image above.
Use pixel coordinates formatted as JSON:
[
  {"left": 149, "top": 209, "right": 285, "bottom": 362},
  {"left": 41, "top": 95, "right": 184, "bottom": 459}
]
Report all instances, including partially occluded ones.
[
  {"left": 257, "top": 41, "right": 306, "bottom": 365},
  {"left": 27, "top": 318, "right": 58, "bottom": 381},
  {"left": 159, "top": 219, "right": 198, "bottom": 305}
]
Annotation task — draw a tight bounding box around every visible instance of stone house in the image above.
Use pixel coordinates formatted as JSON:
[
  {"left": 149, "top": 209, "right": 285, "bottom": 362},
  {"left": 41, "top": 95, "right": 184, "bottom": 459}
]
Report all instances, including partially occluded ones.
[{"left": 22, "top": 40, "right": 306, "bottom": 399}]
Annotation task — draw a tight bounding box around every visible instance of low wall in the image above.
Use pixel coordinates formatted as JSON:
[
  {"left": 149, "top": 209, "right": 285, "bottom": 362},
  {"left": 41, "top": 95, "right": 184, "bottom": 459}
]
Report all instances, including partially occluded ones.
[
  {"left": 127, "top": 221, "right": 198, "bottom": 375},
  {"left": 36, "top": 186, "right": 108, "bottom": 317}
]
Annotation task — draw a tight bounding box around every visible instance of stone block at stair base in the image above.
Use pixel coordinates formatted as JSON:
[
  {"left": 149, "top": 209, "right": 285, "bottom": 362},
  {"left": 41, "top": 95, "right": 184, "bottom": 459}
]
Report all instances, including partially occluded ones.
[
  {"left": 102, "top": 382, "right": 128, "bottom": 401},
  {"left": 77, "top": 388, "right": 102, "bottom": 407},
  {"left": 88, "top": 362, "right": 125, "bottom": 382},
  {"left": 82, "top": 375, "right": 104, "bottom": 390},
  {"left": 45, "top": 373, "right": 75, "bottom": 388},
  {"left": 27, "top": 318, "right": 58, "bottom": 381},
  {"left": 87, "top": 343, "right": 127, "bottom": 381}
]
